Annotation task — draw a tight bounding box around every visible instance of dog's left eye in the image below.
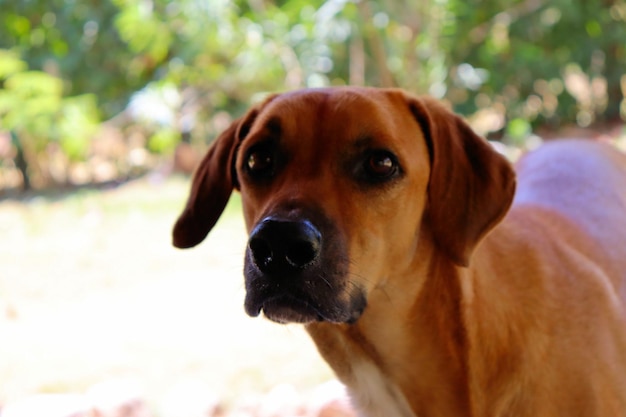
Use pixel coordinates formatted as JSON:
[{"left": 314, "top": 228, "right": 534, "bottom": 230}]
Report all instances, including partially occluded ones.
[{"left": 364, "top": 151, "right": 399, "bottom": 180}]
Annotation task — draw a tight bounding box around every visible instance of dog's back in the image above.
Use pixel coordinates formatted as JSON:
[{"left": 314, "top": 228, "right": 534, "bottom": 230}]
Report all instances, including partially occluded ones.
[
  {"left": 513, "top": 139, "right": 626, "bottom": 285},
  {"left": 468, "top": 139, "right": 626, "bottom": 416}
]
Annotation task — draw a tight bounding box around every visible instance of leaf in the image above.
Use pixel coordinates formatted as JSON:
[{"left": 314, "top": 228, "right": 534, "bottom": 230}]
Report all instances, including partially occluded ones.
[
  {"left": 58, "top": 94, "right": 101, "bottom": 161},
  {"left": 0, "top": 49, "right": 27, "bottom": 79},
  {"left": 148, "top": 128, "right": 179, "bottom": 154},
  {"left": 5, "top": 71, "right": 64, "bottom": 97},
  {"left": 506, "top": 118, "right": 532, "bottom": 144}
]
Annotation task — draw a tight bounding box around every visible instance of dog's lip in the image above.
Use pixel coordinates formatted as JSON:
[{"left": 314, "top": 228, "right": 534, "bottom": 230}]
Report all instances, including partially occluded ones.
[
  {"left": 244, "top": 289, "right": 366, "bottom": 324},
  {"left": 245, "top": 293, "right": 323, "bottom": 324}
]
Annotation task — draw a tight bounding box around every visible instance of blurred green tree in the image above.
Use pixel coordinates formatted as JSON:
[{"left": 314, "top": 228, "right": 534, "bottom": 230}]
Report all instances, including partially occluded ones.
[
  {"left": 442, "top": 0, "right": 626, "bottom": 138},
  {"left": 0, "top": 0, "right": 624, "bottom": 191},
  {"left": 0, "top": 0, "right": 156, "bottom": 189},
  {"left": 0, "top": 50, "right": 99, "bottom": 189},
  {"left": 0, "top": 0, "right": 157, "bottom": 117}
]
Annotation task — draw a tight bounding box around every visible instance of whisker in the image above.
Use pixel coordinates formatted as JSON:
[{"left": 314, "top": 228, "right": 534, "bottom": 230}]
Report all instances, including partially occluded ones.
[{"left": 318, "top": 274, "right": 333, "bottom": 289}]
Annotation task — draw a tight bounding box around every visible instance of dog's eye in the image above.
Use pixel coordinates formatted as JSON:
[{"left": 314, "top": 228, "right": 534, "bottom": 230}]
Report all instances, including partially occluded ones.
[
  {"left": 364, "top": 151, "right": 399, "bottom": 180},
  {"left": 246, "top": 148, "right": 274, "bottom": 177}
]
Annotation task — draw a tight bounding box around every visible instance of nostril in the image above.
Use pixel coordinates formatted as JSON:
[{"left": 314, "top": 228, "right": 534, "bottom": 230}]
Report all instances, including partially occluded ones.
[
  {"left": 249, "top": 237, "right": 273, "bottom": 270},
  {"left": 286, "top": 240, "right": 319, "bottom": 268},
  {"left": 248, "top": 217, "right": 322, "bottom": 273}
]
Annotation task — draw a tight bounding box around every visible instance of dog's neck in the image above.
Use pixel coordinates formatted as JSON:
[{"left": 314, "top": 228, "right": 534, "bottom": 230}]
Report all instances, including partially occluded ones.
[{"left": 307, "top": 249, "right": 471, "bottom": 417}]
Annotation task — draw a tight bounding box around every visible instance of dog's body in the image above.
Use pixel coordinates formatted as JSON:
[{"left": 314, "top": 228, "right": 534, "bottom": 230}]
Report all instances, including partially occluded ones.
[{"left": 173, "top": 87, "right": 626, "bottom": 417}]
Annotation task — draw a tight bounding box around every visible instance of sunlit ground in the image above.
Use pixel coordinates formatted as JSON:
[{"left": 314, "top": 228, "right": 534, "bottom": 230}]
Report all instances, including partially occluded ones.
[{"left": 0, "top": 177, "right": 333, "bottom": 412}]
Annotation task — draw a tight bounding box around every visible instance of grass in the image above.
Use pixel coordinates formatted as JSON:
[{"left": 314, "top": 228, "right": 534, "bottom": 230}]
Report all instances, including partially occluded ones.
[{"left": 0, "top": 176, "right": 333, "bottom": 411}]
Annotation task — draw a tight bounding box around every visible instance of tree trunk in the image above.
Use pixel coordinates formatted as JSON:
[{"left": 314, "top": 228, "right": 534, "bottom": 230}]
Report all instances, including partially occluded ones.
[
  {"left": 11, "top": 131, "right": 31, "bottom": 192},
  {"left": 357, "top": 0, "right": 395, "bottom": 88}
]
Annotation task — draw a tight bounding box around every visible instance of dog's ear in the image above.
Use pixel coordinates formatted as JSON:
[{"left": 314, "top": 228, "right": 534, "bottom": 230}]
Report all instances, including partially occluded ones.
[
  {"left": 407, "top": 96, "right": 516, "bottom": 266},
  {"left": 172, "top": 103, "right": 265, "bottom": 248},
  {"left": 172, "top": 119, "right": 242, "bottom": 249}
]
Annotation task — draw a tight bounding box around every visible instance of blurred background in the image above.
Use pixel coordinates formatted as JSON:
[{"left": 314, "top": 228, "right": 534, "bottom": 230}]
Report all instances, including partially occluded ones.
[{"left": 0, "top": 0, "right": 625, "bottom": 415}]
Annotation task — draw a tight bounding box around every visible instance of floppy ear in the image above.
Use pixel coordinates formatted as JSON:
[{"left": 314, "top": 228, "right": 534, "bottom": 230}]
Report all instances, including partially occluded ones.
[
  {"left": 408, "top": 96, "right": 516, "bottom": 266},
  {"left": 173, "top": 95, "right": 279, "bottom": 249},
  {"left": 172, "top": 119, "right": 243, "bottom": 248}
]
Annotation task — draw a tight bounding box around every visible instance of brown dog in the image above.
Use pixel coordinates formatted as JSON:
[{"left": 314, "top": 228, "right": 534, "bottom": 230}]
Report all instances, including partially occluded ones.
[{"left": 173, "top": 87, "right": 626, "bottom": 417}]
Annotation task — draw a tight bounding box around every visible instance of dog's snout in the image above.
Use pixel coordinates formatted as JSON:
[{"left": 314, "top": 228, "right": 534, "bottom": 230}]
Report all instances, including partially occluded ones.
[{"left": 248, "top": 217, "right": 321, "bottom": 273}]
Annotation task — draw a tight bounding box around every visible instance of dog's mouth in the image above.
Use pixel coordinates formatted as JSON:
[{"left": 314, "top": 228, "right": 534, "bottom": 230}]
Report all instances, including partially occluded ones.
[
  {"left": 245, "top": 293, "right": 324, "bottom": 324},
  {"left": 242, "top": 211, "right": 366, "bottom": 324},
  {"left": 243, "top": 280, "right": 367, "bottom": 325}
]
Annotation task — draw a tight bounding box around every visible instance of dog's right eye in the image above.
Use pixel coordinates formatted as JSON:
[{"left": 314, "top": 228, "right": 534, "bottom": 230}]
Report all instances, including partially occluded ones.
[{"left": 245, "top": 148, "right": 274, "bottom": 178}]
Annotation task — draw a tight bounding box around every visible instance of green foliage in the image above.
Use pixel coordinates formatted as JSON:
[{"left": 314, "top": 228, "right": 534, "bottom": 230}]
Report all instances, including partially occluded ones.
[
  {"left": 114, "top": 0, "right": 173, "bottom": 63},
  {"left": 0, "top": 0, "right": 624, "bottom": 190},
  {"left": 148, "top": 128, "right": 179, "bottom": 154},
  {"left": 0, "top": 63, "right": 63, "bottom": 144},
  {"left": 443, "top": 0, "right": 626, "bottom": 135},
  {"left": 0, "top": 0, "right": 157, "bottom": 117},
  {"left": 506, "top": 118, "right": 533, "bottom": 145},
  {"left": 58, "top": 94, "right": 100, "bottom": 161},
  {"left": 0, "top": 49, "right": 100, "bottom": 169},
  {"left": 0, "top": 49, "right": 27, "bottom": 78}
]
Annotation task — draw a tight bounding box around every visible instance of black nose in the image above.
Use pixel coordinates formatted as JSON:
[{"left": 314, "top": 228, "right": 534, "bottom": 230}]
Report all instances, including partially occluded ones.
[{"left": 248, "top": 217, "right": 322, "bottom": 274}]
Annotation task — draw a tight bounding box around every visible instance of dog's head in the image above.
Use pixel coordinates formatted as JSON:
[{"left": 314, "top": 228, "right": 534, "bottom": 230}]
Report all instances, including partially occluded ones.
[{"left": 173, "top": 87, "right": 515, "bottom": 324}]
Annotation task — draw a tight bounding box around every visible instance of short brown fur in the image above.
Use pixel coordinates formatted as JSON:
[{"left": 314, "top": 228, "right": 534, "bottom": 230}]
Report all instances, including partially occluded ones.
[{"left": 173, "top": 87, "right": 626, "bottom": 417}]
